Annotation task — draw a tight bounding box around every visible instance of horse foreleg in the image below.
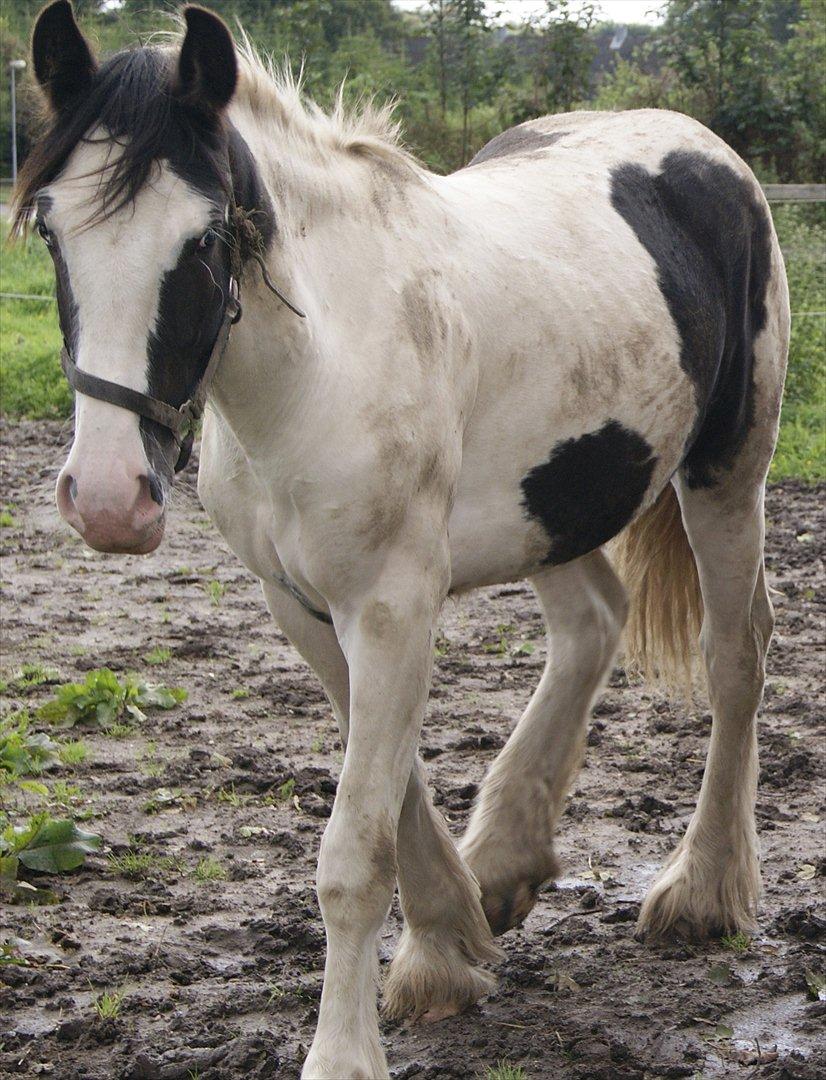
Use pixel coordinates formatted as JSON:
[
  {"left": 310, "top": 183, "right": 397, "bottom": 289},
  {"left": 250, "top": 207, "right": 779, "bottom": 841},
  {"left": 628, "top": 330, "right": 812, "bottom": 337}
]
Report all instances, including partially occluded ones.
[
  {"left": 261, "top": 582, "right": 497, "bottom": 1027},
  {"left": 301, "top": 542, "right": 448, "bottom": 1080}
]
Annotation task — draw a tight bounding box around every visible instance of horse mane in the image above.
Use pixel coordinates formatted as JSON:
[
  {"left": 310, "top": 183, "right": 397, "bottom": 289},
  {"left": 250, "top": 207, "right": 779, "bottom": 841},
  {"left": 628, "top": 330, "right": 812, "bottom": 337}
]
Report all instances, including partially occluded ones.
[
  {"left": 233, "top": 30, "right": 418, "bottom": 173},
  {"left": 11, "top": 27, "right": 418, "bottom": 236}
]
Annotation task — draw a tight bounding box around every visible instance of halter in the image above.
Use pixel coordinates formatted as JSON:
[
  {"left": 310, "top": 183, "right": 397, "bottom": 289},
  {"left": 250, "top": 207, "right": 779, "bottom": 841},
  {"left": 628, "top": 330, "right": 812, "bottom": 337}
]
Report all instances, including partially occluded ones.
[
  {"left": 57, "top": 197, "right": 329, "bottom": 623},
  {"left": 59, "top": 198, "right": 304, "bottom": 474}
]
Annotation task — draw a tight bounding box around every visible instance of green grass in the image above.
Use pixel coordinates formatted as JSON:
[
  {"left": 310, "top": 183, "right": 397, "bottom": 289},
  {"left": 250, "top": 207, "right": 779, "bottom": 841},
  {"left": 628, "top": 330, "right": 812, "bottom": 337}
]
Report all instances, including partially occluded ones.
[
  {"left": 92, "top": 987, "right": 125, "bottom": 1021},
  {"left": 721, "top": 930, "right": 751, "bottom": 952},
  {"left": 1, "top": 207, "right": 823, "bottom": 480},
  {"left": 771, "top": 204, "right": 826, "bottom": 482},
  {"left": 142, "top": 647, "right": 172, "bottom": 666},
  {"left": 0, "top": 224, "right": 69, "bottom": 419},
  {"left": 57, "top": 739, "right": 90, "bottom": 767},
  {"left": 485, "top": 1065, "right": 527, "bottom": 1080},
  {"left": 192, "top": 855, "right": 227, "bottom": 882}
]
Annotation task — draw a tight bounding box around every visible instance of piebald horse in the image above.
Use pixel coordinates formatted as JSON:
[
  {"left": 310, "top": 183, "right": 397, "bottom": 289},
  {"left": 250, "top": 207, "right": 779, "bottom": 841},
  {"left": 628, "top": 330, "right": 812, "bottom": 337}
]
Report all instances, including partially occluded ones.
[{"left": 16, "top": 4, "right": 789, "bottom": 1077}]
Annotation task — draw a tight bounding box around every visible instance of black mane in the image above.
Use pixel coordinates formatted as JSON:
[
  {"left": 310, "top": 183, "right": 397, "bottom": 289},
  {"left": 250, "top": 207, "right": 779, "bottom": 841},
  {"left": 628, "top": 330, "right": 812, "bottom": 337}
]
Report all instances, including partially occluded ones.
[{"left": 14, "top": 45, "right": 229, "bottom": 233}]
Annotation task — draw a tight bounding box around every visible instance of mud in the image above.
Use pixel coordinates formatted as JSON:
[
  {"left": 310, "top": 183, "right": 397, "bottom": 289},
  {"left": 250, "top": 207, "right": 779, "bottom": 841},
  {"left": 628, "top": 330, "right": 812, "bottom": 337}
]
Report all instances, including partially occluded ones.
[{"left": 1, "top": 419, "right": 824, "bottom": 1079}]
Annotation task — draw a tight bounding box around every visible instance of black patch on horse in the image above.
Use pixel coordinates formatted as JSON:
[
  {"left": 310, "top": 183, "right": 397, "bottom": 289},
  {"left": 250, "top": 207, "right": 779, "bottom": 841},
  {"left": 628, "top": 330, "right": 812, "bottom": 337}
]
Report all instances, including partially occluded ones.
[
  {"left": 468, "top": 127, "right": 570, "bottom": 167},
  {"left": 521, "top": 420, "right": 657, "bottom": 565},
  {"left": 610, "top": 151, "right": 773, "bottom": 487},
  {"left": 142, "top": 125, "right": 275, "bottom": 477}
]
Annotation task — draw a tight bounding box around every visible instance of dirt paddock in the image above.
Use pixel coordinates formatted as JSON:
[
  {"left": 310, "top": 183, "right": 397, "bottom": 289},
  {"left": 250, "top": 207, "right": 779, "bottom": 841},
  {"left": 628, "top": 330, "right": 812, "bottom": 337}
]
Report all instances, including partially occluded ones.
[{"left": 1, "top": 419, "right": 824, "bottom": 1079}]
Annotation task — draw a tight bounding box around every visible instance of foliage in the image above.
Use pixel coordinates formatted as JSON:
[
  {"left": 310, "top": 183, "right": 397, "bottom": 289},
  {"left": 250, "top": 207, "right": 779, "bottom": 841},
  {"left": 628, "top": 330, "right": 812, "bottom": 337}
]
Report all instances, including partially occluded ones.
[
  {"left": 1, "top": 0, "right": 822, "bottom": 179},
  {"left": 0, "top": 811, "right": 101, "bottom": 880},
  {"left": 485, "top": 1065, "right": 527, "bottom": 1080},
  {"left": 770, "top": 204, "right": 825, "bottom": 482},
  {"left": 527, "top": 0, "right": 598, "bottom": 114},
  {"left": 37, "top": 669, "right": 187, "bottom": 729},
  {"left": 93, "top": 987, "right": 125, "bottom": 1020},
  {"left": 7, "top": 662, "right": 60, "bottom": 692},
  {"left": 193, "top": 855, "right": 228, "bottom": 882},
  {"left": 0, "top": 712, "right": 59, "bottom": 780},
  {"left": 143, "top": 647, "right": 172, "bottom": 666},
  {"left": 0, "top": 222, "right": 67, "bottom": 419}
]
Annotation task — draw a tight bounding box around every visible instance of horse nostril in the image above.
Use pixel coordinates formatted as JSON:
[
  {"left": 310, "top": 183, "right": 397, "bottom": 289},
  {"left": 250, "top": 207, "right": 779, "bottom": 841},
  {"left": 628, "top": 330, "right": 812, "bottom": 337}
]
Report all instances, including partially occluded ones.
[
  {"left": 57, "top": 472, "right": 77, "bottom": 507},
  {"left": 147, "top": 471, "right": 164, "bottom": 506}
]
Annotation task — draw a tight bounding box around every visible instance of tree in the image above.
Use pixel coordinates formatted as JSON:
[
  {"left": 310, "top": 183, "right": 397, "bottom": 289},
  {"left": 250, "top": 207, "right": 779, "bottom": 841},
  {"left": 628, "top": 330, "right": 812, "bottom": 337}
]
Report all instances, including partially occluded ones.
[
  {"left": 656, "top": 0, "right": 787, "bottom": 163},
  {"left": 781, "top": 0, "right": 826, "bottom": 179},
  {"left": 528, "top": 0, "right": 598, "bottom": 114}
]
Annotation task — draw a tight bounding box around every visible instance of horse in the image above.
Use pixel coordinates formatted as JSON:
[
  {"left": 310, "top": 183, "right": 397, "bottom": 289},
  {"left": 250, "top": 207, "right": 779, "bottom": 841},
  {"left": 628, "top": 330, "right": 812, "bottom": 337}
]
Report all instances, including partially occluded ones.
[{"left": 15, "top": 3, "right": 789, "bottom": 1077}]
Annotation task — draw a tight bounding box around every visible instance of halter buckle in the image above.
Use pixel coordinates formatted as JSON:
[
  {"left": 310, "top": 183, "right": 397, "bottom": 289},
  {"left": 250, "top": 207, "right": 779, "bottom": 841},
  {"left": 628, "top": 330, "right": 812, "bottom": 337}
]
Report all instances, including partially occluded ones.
[{"left": 228, "top": 276, "right": 243, "bottom": 324}]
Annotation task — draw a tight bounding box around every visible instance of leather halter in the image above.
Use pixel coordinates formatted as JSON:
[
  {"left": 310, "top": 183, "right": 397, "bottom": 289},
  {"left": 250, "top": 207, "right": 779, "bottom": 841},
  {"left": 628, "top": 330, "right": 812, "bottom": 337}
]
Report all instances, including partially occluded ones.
[
  {"left": 57, "top": 201, "right": 328, "bottom": 622},
  {"left": 59, "top": 198, "right": 303, "bottom": 474},
  {"left": 61, "top": 276, "right": 240, "bottom": 473}
]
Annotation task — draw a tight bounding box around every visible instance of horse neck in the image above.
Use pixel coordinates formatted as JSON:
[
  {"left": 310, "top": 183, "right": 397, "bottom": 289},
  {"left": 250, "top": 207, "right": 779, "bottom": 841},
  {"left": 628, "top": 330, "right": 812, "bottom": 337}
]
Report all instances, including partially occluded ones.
[{"left": 214, "top": 108, "right": 439, "bottom": 460}]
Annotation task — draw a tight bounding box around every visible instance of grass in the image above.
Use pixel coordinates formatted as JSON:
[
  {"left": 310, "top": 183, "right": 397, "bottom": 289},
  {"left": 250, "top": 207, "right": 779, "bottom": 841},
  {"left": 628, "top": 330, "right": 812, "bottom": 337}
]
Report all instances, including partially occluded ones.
[
  {"left": 107, "top": 850, "right": 161, "bottom": 880},
  {"left": 771, "top": 204, "right": 826, "bottom": 482},
  {"left": 193, "top": 855, "right": 227, "bottom": 882},
  {"left": 485, "top": 1065, "right": 527, "bottom": 1080},
  {"left": 93, "top": 987, "right": 125, "bottom": 1021},
  {"left": 107, "top": 848, "right": 185, "bottom": 880},
  {"left": 1, "top": 207, "right": 823, "bottom": 480},
  {"left": 57, "top": 739, "right": 90, "bottom": 767},
  {"left": 0, "top": 224, "right": 70, "bottom": 418},
  {"left": 721, "top": 931, "right": 751, "bottom": 952},
  {"left": 142, "top": 647, "right": 172, "bottom": 666}
]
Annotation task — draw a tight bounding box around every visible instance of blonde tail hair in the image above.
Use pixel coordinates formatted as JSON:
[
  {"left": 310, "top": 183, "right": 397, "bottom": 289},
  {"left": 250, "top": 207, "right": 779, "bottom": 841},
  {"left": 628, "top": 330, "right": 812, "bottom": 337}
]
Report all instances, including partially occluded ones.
[{"left": 611, "top": 484, "right": 704, "bottom": 694}]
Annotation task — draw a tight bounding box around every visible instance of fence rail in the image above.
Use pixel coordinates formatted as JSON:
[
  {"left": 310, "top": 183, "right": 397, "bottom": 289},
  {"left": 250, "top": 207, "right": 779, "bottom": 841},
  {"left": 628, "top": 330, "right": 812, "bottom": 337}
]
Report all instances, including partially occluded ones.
[{"left": 763, "top": 183, "right": 825, "bottom": 202}]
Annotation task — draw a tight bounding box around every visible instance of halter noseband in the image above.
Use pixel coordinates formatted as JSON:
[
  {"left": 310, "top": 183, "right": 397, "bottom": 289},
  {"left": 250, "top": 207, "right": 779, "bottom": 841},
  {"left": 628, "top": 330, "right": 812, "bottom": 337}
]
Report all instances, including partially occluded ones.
[
  {"left": 61, "top": 275, "right": 240, "bottom": 473},
  {"left": 59, "top": 198, "right": 304, "bottom": 474}
]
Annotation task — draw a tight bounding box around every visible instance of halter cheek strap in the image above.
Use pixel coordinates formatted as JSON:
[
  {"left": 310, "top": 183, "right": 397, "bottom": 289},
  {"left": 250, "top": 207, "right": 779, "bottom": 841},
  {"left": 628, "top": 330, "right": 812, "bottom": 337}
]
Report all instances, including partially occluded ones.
[
  {"left": 57, "top": 211, "right": 327, "bottom": 621},
  {"left": 60, "top": 278, "right": 241, "bottom": 473},
  {"left": 58, "top": 187, "right": 306, "bottom": 475}
]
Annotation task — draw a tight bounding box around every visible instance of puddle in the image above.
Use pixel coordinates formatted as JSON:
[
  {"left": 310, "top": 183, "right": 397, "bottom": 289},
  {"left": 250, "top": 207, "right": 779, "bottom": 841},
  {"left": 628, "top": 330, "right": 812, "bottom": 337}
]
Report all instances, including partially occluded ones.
[{"left": 725, "top": 992, "right": 818, "bottom": 1057}]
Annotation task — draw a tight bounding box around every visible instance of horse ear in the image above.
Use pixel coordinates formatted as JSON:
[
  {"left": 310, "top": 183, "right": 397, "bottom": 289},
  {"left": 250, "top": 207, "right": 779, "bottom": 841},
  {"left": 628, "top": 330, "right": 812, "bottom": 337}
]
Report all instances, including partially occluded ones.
[
  {"left": 175, "top": 6, "right": 237, "bottom": 118},
  {"left": 32, "top": 0, "right": 97, "bottom": 111}
]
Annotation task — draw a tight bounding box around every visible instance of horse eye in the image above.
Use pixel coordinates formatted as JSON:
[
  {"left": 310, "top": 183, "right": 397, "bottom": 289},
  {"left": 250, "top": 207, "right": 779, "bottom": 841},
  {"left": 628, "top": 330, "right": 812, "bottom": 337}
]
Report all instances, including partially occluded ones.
[
  {"left": 198, "top": 228, "right": 217, "bottom": 250},
  {"left": 37, "top": 221, "right": 52, "bottom": 246}
]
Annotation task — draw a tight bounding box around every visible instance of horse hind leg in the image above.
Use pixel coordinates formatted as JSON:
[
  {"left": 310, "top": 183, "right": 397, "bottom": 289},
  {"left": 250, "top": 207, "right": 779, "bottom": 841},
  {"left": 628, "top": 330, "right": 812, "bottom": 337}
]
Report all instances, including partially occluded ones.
[
  {"left": 460, "top": 550, "right": 628, "bottom": 934},
  {"left": 637, "top": 472, "right": 775, "bottom": 940}
]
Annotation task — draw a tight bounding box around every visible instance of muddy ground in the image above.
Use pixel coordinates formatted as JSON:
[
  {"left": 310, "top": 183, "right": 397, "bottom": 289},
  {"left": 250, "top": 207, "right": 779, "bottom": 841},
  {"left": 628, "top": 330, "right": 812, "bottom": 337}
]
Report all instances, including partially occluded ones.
[{"left": 1, "top": 418, "right": 824, "bottom": 1080}]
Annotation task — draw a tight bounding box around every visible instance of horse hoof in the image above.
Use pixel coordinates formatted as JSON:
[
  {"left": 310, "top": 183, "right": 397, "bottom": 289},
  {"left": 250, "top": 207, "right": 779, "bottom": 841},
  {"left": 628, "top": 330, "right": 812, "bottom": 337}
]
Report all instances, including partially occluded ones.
[{"left": 482, "top": 880, "right": 541, "bottom": 936}]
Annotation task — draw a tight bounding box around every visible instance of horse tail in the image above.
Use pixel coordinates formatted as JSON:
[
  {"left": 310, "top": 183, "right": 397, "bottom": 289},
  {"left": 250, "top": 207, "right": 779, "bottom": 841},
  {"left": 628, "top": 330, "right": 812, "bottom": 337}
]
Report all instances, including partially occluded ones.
[{"left": 611, "top": 483, "right": 703, "bottom": 694}]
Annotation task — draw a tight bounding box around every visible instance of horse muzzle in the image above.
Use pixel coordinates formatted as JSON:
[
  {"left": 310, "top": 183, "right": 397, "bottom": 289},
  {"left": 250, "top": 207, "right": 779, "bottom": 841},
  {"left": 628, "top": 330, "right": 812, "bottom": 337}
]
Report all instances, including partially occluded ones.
[{"left": 56, "top": 466, "right": 166, "bottom": 554}]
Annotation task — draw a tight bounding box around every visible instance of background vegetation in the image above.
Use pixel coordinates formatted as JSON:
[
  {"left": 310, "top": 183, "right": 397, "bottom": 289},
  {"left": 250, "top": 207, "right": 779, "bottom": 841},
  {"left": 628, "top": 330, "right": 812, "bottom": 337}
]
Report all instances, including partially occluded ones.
[
  {"left": 0, "top": 0, "right": 823, "bottom": 480},
  {"left": 1, "top": 0, "right": 824, "bottom": 178}
]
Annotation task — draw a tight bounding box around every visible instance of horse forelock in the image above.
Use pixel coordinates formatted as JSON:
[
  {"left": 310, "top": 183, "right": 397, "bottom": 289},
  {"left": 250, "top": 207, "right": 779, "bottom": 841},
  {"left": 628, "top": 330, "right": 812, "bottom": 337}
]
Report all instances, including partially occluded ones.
[
  {"left": 12, "top": 45, "right": 230, "bottom": 234},
  {"left": 13, "top": 30, "right": 420, "bottom": 239}
]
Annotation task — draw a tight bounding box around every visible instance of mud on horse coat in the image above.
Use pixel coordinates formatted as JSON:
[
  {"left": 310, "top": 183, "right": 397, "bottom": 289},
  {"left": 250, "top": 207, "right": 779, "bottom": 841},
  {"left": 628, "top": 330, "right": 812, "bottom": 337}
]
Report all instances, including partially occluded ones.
[{"left": 17, "top": 3, "right": 789, "bottom": 1077}]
